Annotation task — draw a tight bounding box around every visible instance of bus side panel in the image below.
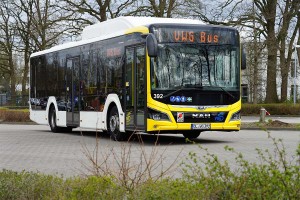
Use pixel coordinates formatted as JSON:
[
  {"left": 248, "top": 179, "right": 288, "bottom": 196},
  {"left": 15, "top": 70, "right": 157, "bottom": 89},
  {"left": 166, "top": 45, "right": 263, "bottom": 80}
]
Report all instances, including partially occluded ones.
[
  {"left": 80, "top": 111, "right": 104, "bottom": 130},
  {"left": 56, "top": 111, "right": 67, "bottom": 127},
  {"left": 30, "top": 110, "right": 48, "bottom": 125},
  {"left": 79, "top": 94, "right": 125, "bottom": 131}
]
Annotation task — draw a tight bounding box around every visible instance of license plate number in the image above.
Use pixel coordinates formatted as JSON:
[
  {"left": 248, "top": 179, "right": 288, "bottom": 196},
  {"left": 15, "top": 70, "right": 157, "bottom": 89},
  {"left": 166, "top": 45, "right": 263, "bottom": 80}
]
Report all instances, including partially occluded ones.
[{"left": 191, "top": 124, "right": 211, "bottom": 130}]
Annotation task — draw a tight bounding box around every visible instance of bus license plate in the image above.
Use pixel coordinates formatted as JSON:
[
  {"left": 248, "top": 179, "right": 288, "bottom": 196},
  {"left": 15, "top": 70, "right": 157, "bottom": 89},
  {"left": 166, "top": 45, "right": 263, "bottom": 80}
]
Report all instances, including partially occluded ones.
[{"left": 191, "top": 124, "right": 211, "bottom": 130}]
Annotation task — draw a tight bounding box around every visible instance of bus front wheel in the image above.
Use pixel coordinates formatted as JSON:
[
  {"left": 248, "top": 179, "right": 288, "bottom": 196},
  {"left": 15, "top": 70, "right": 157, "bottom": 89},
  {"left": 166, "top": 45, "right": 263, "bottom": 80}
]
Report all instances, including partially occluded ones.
[{"left": 108, "top": 106, "right": 126, "bottom": 141}]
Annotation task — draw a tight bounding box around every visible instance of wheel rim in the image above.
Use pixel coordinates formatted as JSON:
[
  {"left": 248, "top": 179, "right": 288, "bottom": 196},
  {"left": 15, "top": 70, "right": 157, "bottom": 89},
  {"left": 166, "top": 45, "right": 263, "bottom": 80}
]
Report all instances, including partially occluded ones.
[{"left": 109, "top": 114, "right": 119, "bottom": 132}]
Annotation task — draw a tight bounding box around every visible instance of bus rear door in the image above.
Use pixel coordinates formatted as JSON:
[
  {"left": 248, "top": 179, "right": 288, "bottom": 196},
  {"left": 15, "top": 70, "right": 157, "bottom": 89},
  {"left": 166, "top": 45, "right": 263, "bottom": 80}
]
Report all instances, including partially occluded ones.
[{"left": 66, "top": 57, "right": 80, "bottom": 127}]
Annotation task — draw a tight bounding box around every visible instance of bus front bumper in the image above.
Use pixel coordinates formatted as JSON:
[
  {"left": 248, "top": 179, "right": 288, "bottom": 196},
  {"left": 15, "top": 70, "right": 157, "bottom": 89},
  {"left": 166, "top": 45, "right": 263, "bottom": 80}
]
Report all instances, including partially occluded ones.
[{"left": 147, "top": 119, "right": 241, "bottom": 133}]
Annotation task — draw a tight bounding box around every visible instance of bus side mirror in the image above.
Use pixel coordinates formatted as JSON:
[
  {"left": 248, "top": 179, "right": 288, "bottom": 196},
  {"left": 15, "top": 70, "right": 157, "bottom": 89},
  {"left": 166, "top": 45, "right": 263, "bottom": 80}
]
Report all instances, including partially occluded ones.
[
  {"left": 241, "top": 48, "right": 246, "bottom": 70},
  {"left": 146, "top": 33, "right": 158, "bottom": 57}
]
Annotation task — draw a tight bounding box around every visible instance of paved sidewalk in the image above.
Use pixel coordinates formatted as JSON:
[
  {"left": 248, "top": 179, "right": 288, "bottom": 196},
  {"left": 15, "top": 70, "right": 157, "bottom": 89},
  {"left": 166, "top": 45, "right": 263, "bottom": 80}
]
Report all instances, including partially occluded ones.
[{"left": 242, "top": 116, "right": 300, "bottom": 124}]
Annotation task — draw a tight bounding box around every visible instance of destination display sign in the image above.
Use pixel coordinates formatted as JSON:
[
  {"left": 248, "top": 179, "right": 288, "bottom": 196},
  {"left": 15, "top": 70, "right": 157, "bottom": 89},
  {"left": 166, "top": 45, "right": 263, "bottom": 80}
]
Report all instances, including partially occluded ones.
[{"left": 151, "top": 26, "right": 239, "bottom": 45}]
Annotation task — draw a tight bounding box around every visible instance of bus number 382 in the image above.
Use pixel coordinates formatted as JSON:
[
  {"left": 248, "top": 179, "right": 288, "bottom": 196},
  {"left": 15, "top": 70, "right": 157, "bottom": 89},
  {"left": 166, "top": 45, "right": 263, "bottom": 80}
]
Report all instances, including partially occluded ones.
[{"left": 153, "top": 94, "right": 163, "bottom": 99}]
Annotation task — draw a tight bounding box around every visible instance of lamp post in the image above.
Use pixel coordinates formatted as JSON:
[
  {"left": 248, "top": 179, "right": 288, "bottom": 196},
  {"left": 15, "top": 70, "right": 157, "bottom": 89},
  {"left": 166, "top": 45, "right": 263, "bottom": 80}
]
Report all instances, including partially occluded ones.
[{"left": 293, "top": 45, "right": 300, "bottom": 105}]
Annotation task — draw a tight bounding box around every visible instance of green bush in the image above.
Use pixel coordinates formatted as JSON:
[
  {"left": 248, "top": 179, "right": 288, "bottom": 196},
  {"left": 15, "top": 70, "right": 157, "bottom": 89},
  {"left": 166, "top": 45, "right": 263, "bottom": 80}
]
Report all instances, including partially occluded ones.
[
  {"left": 181, "top": 139, "right": 300, "bottom": 199},
  {"left": 242, "top": 103, "right": 300, "bottom": 115},
  {"left": 64, "top": 176, "right": 125, "bottom": 199},
  {"left": 0, "top": 171, "right": 124, "bottom": 200},
  {"left": 0, "top": 170, "right": 64, "bottom": 199}
]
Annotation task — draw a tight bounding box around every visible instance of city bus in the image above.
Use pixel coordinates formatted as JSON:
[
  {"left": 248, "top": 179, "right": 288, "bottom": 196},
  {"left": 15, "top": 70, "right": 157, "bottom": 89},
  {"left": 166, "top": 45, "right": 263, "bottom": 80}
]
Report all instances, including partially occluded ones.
[{"left": 29, "top": 16, "right": 246, "bottom": 141}]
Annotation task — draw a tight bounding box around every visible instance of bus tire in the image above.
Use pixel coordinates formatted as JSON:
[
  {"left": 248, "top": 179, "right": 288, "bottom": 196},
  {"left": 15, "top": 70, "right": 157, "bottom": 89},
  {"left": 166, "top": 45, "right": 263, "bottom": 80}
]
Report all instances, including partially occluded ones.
[
  {"left": 182, "top": 131, "right": 201, "bottom": 140},
  {"left": 108, "top": 106, "right": 126, "bottom": 141},
  {"left": 49, "top": 106, "right": 60, "bottom": 133}
]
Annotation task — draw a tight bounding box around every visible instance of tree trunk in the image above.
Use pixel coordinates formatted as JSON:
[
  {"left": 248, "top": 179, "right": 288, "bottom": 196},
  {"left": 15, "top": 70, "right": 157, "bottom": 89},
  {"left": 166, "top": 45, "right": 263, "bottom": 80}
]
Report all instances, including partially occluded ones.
[
  {"left": 264, "top": 0, "right": 278, "bottom": 103},
  {"left": 280, "top": 39, "right": 289, "bottom": 102},
  {"left": 265, "top": 33, "right": 279, "bottom": 103},
  {"left": 9, "top": 55, "right": 16, "bottom": 105},
  {"left": 22, "top": 50, "right": 30, "bottom": 105}
]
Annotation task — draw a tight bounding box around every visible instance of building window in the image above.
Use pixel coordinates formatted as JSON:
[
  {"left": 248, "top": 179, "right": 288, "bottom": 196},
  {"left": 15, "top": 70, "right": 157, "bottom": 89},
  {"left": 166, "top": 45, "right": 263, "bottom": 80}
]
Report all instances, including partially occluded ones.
[
  {"left": 291, "top": 85, "right": 298, "bottom": 98},
  {"left": 291, "top": 59, "right": 298, "bottom": 78}
]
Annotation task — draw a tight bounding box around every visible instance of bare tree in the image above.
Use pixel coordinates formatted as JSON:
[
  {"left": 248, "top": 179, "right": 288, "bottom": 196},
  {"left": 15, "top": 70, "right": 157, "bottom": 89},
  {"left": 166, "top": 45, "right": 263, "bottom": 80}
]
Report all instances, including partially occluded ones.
[
  {"left": 277, "top": 1, "right": 300, "bottom": 102},
  {"left": 130, "top": 0, "right": 184, "bottom": 17},
  {"left": 11, "top": 0, "right": 35, "bottom": 102},
  {"left": 192, "top": 0, "right": 300, "bottom": 103},
  {"left": 61, "top": 0, "right": 110, "bottom": 24},
  {"left": 146, "top": 0, "right": 177, "bottom": 17},
  {"left": 29, "top": 0, "right": 76, "bottom": 51},
  {"left": 61, "top": 0, "right": 184, "bottom": 25},
  {"left": 60, "top": 0, "right": 138, "bottom": 26},
  {"left": 0, "top": 1, "right": 18, "bottom": 104}
]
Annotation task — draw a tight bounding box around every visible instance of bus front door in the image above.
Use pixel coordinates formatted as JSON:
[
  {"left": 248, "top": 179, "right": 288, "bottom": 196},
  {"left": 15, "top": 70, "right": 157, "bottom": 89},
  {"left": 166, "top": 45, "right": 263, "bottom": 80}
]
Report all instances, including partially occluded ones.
[
  {"left": 125, "top": 46, "right": 146, "bottom": 131},
  {"left": 66, "top": 57, "right": 80, "bottom": 127}
]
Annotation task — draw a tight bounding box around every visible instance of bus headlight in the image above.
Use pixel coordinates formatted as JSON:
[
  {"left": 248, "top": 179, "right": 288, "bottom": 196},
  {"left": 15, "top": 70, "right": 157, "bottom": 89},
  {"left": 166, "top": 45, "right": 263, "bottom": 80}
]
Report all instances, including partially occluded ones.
[
  {"left": 230, "top": 110, "right": 241, "bottom": 121},
  {"left": 148, "top": 108, "right": 170, "bottom": 121}
]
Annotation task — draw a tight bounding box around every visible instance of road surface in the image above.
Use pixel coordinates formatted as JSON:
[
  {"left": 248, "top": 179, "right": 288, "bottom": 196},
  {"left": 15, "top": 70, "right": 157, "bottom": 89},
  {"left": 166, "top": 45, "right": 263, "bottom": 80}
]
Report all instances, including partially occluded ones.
[{"left": 0, "top": 124, "right": 299, "bottom": 178}]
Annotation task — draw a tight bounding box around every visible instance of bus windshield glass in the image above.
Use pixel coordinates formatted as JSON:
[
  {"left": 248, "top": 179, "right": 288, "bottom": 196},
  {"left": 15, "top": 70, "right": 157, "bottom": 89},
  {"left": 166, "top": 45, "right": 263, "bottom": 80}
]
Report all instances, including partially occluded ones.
[{"left": 151, "top": 43, "right": 239, "bottom": 91}]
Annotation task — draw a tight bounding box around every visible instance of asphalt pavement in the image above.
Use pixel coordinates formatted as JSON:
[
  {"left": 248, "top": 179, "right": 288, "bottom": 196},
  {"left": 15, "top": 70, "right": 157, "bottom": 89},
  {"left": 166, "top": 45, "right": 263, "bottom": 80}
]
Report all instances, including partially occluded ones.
[{"left": 0, "top": 124, "right": 300, "bottom": 178}]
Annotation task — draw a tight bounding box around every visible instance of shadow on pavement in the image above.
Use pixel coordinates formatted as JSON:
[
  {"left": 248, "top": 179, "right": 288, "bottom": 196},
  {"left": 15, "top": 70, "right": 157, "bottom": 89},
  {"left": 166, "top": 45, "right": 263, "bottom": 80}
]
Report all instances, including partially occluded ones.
[{"left": 39, "top": 129, "right": 232, "bottom": 146}]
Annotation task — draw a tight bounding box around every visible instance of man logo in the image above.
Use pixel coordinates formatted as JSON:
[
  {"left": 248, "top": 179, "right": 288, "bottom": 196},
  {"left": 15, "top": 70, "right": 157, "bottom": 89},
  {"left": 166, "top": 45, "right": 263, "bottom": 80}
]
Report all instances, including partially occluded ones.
[{"left": 192, "top": 113, "right": 203, "bottom": 118}]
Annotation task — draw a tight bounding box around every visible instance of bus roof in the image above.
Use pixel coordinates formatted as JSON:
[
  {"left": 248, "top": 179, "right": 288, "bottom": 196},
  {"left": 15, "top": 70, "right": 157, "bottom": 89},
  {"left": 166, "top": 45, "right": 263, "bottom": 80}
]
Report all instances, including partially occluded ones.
[{"left": 30, "top": 17, "right": 205, "bottom": 58}]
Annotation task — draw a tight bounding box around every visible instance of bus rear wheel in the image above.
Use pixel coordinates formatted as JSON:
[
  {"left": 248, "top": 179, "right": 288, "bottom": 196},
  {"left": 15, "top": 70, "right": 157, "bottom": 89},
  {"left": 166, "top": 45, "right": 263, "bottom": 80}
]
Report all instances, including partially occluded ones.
[
  {"left": 108, "top": 106, "right": 127, "bottom": 141},
  {"left": 49, "top": 106, "right": 72, "bottom": 133},
  {"left": 182, "top": 131, "right": 201, "bottom": 140},
  {"left": 49, "top": 106, "right": 59, "bottom": 133}
]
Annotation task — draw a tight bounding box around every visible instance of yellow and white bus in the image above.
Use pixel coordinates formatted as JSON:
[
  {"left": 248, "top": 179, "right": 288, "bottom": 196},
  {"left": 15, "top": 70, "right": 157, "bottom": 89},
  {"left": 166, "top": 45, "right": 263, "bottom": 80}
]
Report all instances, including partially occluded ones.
[{"left": 30, "top": 17, "right": 246, "bottom": 141}]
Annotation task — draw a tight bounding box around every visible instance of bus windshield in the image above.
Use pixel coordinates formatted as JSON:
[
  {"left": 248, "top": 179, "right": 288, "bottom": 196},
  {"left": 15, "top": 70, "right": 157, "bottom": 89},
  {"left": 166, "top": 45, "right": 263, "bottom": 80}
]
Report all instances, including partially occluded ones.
[{"left": 151, "top": 43, "right": 239, "bottom": 91}]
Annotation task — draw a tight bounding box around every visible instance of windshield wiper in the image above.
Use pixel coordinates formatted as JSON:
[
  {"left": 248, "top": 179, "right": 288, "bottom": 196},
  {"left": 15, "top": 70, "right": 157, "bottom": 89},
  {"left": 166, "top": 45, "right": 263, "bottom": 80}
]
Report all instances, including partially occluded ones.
[{"left": 206, "top": 86, "right": 236, "bottom": 100}]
